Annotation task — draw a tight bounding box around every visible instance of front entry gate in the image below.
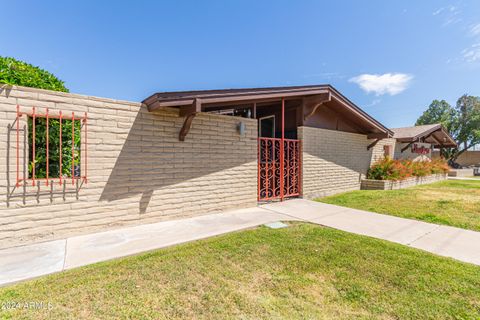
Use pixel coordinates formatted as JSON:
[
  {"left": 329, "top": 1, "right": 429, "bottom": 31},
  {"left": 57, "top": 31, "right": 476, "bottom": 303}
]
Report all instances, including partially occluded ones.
[{"left": 258, "top": 138, "right": 301, "bottom": 201}]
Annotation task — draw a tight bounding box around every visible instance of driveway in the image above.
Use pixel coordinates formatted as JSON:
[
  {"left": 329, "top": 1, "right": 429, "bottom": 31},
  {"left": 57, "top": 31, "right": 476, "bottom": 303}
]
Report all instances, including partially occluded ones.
[{"left": 1, "top": 199, "right": 480, "bottom": 287}]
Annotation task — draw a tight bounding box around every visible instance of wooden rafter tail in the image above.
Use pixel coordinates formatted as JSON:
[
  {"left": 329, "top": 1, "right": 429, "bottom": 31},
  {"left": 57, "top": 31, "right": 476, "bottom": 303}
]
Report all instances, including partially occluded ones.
[
  {"left": 401, "top": 140, "right": 416, "bottom": 153},
  {"left": 367, "top": 138, "right": 380, "bottom": 150},
  {"left": 179, "top": 98, "right": 201, "bottom": 141}
]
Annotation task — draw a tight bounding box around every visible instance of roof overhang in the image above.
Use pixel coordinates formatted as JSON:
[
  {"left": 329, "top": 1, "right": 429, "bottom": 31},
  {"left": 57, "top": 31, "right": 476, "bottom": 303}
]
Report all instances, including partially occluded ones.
[
  {"left": 142, "top": 84, "right": 393, "bottom": 139},
  {"left": 395, "top": 124, "right": 457, "bottom": 148}
]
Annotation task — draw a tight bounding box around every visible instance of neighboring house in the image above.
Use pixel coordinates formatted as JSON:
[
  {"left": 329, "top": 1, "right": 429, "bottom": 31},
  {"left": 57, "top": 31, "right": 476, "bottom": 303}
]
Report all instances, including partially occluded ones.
[
  {"left": 432, "top": 151, "right": 480, "bottom": 167},
  {"left": 2, "top": 84, "right": 454, "bottom": 249},
  {"left": 371, "top": 124, "right": 457, "bottom": 163}
]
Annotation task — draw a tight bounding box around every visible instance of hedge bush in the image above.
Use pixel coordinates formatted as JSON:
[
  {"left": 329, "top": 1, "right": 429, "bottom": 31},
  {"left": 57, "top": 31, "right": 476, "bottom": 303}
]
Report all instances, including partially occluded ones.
[
  {"left": 0, "top": 56, "right": 68, "bottom": 92},
  {"left": 367, "top": 157, "right": 449, "bottom": 181}
]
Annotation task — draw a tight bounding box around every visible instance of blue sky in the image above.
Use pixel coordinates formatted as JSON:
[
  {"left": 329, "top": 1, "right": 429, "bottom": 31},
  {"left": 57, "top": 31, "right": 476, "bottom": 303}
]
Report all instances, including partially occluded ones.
[{"left": 1, "top": 0, "right": 479, "bottom": 127}]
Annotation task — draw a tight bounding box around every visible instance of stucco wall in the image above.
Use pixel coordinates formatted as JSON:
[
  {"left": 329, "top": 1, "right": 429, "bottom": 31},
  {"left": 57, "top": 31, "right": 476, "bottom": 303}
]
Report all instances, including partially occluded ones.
[
  {"left": 394, "top": 142, "right": 432, "bottom": 161},
  {"left": 298, "top": 126, "right": 372, "bottom": 198},
  {"left": 370, "top": 139, "right": 433, "bottom": 163},
  {"left": 0, "top": 86, "right": 257, "bottom": 249}
]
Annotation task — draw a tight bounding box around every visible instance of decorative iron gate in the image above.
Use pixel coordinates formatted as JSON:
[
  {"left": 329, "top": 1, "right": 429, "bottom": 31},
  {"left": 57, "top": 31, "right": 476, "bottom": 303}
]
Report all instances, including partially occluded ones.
[{"left": 258, "top": 138, "right": 301, "bottom": 201}]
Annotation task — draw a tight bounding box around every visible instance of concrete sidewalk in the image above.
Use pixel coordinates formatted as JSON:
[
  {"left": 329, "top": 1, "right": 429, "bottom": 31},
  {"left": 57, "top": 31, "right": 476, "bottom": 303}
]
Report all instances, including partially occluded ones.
[
  {"left": 262, "top": 200, "right": 480, "bottom": 266},
  {"left": 0, "top": 207, "right": 291, "bottom": 287},
  {"left": 2, "top": 199, "right": 480, "bottom": 287},
  {"left": 448, "top": 176, "right": 480, "bottom": 181}
]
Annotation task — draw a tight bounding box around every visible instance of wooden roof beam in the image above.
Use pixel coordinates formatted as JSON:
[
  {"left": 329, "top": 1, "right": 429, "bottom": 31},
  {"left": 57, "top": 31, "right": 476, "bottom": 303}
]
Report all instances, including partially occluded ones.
[
  {"left": 303, "top": 92, "right": 331, "bottom": 121},
  {"left": 367, "top": 132, "right": 390, "bottom": 139},
  {"left": 401, "top": 140, "right": 417, "bottom": 153},
  {"left": 367, "top": 139, "right": 380, "bottom": 150},
  {"left": 179, "top": 98, "right": 201, "bottom": 141}
]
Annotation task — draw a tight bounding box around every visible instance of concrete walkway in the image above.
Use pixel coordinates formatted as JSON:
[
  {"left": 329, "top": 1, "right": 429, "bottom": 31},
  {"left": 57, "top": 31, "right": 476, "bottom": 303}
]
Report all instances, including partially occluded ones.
[
  {"left": 0, "top": 207, "right": 289, "bottom": 287},
  {"left": 448, "top": 176, "right": 480, "bottom": 181},
  {"left": 1, "top": 199, "right": 480, "bottom": 287},
  {"left": 262, "top": 200, "right": 480, "bottom": 266}
]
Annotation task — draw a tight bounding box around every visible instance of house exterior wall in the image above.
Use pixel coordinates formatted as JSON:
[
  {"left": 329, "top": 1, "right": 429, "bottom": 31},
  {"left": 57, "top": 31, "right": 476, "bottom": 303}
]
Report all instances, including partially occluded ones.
[
  {"left": 370, "top": 138, "right": 396, "bottom": 165},
  {"left": 0, "top": 86, "right": 257, "bottom": 249},
  {"left": 370, "top": 139, "right": 433, "bottom": 163},
  {"left": 394, "top": 142, "right": 432, "bottom": 161},
  {"left": 298, "top": 126, "right": 372, "bottom": 198}
]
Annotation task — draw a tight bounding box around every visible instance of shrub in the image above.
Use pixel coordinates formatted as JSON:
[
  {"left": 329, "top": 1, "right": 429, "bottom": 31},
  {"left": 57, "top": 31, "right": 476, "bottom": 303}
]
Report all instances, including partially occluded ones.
[
  {"left": 0, "top": 56, "right": 68, "bottom": 92},
  {"left": 367, "top": 157, "right": 449, "bottom": 180}
]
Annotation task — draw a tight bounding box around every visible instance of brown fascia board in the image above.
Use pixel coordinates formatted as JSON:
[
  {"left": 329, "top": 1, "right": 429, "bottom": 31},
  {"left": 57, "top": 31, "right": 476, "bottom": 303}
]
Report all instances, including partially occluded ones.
[
  {"left": 144, "top": 87, "right": 331, "bottom": 109},
  {"left": 143, "top": 84, "right": 393, "bottom": 136},
  {"left": 144, "top": 84, "right": 329, "bottom": 103}
]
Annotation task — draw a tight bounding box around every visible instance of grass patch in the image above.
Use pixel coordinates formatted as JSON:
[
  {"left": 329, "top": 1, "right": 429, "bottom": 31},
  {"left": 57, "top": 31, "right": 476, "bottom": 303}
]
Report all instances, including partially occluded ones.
[
  {"left": 319, "top": 180, "right": 480, "bottom": 231},
  {"left": 1, "top": 223, "right": 480, "bottom": 319}
]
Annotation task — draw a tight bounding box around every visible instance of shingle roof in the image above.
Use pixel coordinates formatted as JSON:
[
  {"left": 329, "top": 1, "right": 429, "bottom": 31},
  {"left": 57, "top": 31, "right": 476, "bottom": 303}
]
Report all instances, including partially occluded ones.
[
  {"left": 390, "top": 124, "right": 456, "bottom": 147},
  {"left": 391, "top": 124, "right": 440, "bottom": 139}
]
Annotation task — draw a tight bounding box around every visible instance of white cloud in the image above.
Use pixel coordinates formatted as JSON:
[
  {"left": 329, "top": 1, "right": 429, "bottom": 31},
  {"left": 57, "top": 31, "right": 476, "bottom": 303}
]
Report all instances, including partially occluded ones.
[
  {"left": 432, "top": 5, "right": 462, "bottom": 26},
  {"left": 349, "top": 73, "right": 413, "bottom": 96},
  {"left": 471, "top": 24, "right": 480, "bottom": 36},
  {"left": 463, "top": 43, "right": 480, "bottom": 62},
  {"left": 432, "top": 7, "right": 444, "bottom": 16}
]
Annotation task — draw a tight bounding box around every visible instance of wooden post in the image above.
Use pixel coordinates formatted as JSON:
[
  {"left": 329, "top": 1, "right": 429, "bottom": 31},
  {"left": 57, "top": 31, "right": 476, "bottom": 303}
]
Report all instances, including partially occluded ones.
[{"left": 280, "top": 98, "right": 285, "bottom": 201}]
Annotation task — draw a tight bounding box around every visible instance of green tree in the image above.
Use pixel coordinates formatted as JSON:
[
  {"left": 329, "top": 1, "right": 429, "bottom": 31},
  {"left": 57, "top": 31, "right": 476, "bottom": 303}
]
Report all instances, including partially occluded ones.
[
  {"left": 455, "top": 95, "right": 480, "bottom": 153},
  {"left": 416, "top": 95, "right": 480, "bottom": 165},
  {"left": 415, "top": 100, "right": 455, "bottom": 129},
  {"left": 0, "top": 56, "right": 68, "bottom": 92}
]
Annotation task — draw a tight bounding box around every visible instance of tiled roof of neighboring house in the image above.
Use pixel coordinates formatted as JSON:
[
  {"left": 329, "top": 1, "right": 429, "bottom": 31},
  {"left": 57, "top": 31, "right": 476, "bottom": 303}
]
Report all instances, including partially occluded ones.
[{"left": 390, "top": 124, "right": 457, "bottom": 148}]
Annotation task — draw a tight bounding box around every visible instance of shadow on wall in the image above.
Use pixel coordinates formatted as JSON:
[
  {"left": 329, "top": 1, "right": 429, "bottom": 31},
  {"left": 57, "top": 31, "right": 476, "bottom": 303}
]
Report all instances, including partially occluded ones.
[{"left": 99, "top": 107, "right": 257, "bottom": 214}]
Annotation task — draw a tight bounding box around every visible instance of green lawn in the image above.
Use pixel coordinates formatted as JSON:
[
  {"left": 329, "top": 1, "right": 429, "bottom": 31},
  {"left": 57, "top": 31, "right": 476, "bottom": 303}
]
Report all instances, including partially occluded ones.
[
  {"left": 1, "top": 223, "right": 480, "bottom": 319},
  {"left": 320, "top": 180, "right": 480, "bottom": 231}
]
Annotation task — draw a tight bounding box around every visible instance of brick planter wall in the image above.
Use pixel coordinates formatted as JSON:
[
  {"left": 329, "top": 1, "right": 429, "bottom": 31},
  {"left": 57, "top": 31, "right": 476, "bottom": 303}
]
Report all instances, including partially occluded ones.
[{"left": 361, "top": 173, "right": 447, "bottom": 190}]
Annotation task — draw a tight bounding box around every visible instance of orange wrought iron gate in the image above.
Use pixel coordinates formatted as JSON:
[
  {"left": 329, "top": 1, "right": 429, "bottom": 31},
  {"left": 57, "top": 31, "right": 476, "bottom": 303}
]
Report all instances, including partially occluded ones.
[{"left": 258, "top": 138, "right": 301, "bottom": 201}]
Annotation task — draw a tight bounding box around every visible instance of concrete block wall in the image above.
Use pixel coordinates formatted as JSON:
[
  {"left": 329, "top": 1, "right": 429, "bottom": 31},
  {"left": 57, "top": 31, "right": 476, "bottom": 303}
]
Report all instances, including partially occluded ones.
[
  {"left": 0, "top": 86, "right": 258, "bottom": 249},
  {"left": 370, "top": 138, "right": 396, "bottom": 165},
  {"left": 298, "top": 126, "right": 372, "bottom": 198}
]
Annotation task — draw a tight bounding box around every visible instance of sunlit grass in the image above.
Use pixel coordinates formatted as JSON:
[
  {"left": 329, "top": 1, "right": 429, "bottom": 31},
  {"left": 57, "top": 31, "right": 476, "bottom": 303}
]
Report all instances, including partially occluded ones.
[
  {"left": 1, "top": 223, "right": 479, "bottom": 319},
  {"left": 320, "top": 180, "right": 480, "bottom": 231}
]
